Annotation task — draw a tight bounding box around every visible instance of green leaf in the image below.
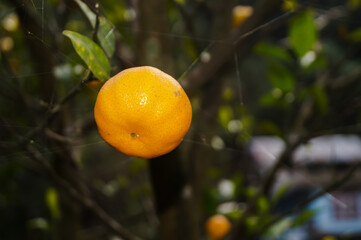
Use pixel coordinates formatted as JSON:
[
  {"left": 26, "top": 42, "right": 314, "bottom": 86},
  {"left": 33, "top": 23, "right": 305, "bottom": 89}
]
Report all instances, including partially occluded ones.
[
  {"left": 289, "top": 10, "right": 317, "bottom": 57},
  {"left": 267, "top": 61, "right": 294, "bottom": 91},
  {"left": 257, "top": 121, "right": 284, "bottom": 138},
  {"left": 129, "top": 157, "right": 148, "bottom": 175},
  {"left": 45, "top": 188, "right": 61, "bottom": 219},
  {"left": 74, "top": 0, "right": 116, "bottom": 57},
  {"left": 254, "top": 42, "right": 292, "bottom": 62},
  {"left": 245, "top": 187, "right": 256, "bottom": 198},
  {"left": 257, "top": 195, "right": 270, "bottom": 215},
  {"left": 97, "top": 16, "right": 116, "bottom": 57},
  {"left": 347, "top": 28, "right": 361, "bottom": 42},
  {"left": 271, "top": 182, "right": 290, "bottom": 205},
  {"left": 74, "top": 0, "right": 96, "bottom": 26},
  {"left": 291, "top": 209, "right": 316, "bottom": 228},
  {"left": 226, "top": 210, "right": 243, "bottom": 220},
  {"left": 265, "top": 218, "right": 293, "bottom": 238},
  {"left": 63, "top": 30, "right": 110, "bottom": 81},
  {"left": 311, "top": 85, "right": 329, "bottom": 115},
  {"left": 218, "top": 105, "right": 234, "bottom": 129}
]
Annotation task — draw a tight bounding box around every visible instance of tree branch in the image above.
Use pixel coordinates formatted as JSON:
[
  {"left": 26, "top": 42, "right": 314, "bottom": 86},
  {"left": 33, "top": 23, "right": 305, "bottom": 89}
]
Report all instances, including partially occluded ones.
[
  {"left": 182, "top": 0, "right": 285, "bottom": 95},
  {"left": 25, "top": 144, "right": 143, "bottom": 240},
  {"left": 258, "top": 161, "right": 361, "bottom": 234}
]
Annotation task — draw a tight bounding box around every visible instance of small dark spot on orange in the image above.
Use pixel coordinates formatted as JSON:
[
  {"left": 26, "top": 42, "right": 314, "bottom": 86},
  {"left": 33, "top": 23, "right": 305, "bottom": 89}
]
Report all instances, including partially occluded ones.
[{"left": 130, "top": 132, "right": 139, "bottom": 138}]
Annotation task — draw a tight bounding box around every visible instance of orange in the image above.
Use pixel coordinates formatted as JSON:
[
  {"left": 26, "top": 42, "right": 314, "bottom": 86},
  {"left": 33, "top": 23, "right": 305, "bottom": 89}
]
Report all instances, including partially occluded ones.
[
  {"left": 94, "top": 66, "right": 192, "bottom": 159},
  {"left": 205, "top": 214, "right": 231, "bottom": 240},
  {"left": 232, "top": 5, "right": 253, "bottom": 28}
]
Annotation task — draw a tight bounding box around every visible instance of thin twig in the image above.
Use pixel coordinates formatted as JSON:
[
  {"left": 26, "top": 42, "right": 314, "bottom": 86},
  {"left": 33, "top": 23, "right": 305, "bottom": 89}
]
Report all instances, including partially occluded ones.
[
  {"left": 92, "top": 3, "right": 100, "bottom": 42},
  {"left": 258, "top": 162, "right": 361, "bottom": 234},
  {"left": 17, "top": 72, "right": 95, "bottom": 147},
  {"left": 25, "top": 144, "right": 142, "bottom": 240}
]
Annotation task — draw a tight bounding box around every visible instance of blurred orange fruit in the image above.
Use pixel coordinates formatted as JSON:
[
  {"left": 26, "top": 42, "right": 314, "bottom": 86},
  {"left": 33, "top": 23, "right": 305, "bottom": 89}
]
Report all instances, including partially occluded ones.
[
  {"left": 205, "top": 214, "right": 231, "bottom": 239},
  {"left": 94, "top": 66, "right": 192, "bottom": 159},
  {"left": 232, "top": 5, "right": 253, "bottom": 28}
]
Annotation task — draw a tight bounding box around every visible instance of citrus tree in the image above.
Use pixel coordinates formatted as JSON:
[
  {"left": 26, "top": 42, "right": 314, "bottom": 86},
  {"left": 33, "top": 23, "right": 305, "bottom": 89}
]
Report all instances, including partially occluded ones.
[{"left": 1, "top": 0, "right": 361, "bottom": 240}]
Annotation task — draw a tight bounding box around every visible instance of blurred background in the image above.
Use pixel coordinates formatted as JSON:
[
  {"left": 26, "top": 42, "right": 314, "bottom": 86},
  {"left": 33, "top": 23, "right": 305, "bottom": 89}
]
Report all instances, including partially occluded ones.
[{"left": 1, "top": 0, "right": 361, "bottom": 239}]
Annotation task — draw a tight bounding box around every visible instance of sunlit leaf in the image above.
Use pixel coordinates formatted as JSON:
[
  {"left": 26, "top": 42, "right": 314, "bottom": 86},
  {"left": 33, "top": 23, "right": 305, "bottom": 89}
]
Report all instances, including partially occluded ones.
[
  {"left": 74, "top": 0, "right": 116, "bottom": 57},
  {"left": 289, "top": 10, "right": 317, "bottom": 57},
  {"left": 254, "top": 42, "right": 292, "bottom": 62},
  {"left": 45, "top": 188, "right": 61, "bottom": 219},
  {"left": 63, "top": 30, "right": 110, "bottom": 81},
  {"left": 267, "top": 61, "right": 294, "bottom": 91}
]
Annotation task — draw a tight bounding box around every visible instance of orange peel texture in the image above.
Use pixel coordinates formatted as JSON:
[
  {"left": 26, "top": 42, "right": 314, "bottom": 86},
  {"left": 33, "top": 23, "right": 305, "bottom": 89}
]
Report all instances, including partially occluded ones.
[{"left": 94, "top": 66, "right": 192, "bottom": 159}]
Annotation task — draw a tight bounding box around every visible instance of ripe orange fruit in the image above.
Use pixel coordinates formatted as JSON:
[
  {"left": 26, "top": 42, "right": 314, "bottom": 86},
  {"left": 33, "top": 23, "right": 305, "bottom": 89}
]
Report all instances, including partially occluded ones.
[
  {"left": 232, "top": 5, "right": 253, "bottom": 28},
  {"left": 205, "top": 214, "right": 231, "bottom": 240},
  {"left": 94, "top": 66, "right": 192, "bottom": 159}
]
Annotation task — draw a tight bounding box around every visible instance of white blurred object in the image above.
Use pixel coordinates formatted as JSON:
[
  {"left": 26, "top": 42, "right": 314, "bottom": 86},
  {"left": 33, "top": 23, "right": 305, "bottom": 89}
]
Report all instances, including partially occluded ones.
[{"left": 218, "top": 179, "right": 235, "bottom": 198}]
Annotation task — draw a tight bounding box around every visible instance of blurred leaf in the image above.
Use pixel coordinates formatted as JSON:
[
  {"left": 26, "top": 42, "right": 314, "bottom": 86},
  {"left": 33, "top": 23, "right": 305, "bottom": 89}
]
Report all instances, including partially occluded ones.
[
  {"left": 289, "top": 10, "right": 317, "bottom": 57},
  {"left": 267, "top": 61, "right": 294, "bottom": 92},
  {"left": 117, "top": 176, "right": 129, "bottom": 188},
  {"left": 183, "top": 38, "right": 198, "bottom": 60},
  {"left": 27, "top": 218, "right": 49, "bottom": 230},
  {"left": 283, "top": 0, "right": 298, "bottom": 11},
  {"left": 254, "top": 42, "right": 292, "bottom": 62},
  {"left": 311, "top": 85, "right": 329, "bottom": 115},
  {"left": 222, "top": 87, "right": 235, "bottom": 101},
  {"left": 291, "top": 209, "right": 316, "bottom": 228},
  {"left": 257, "top": 121, "right": 284, "bottom": 138},
  {"left": 74, "top": 0, "right": 96, "bottom": 26},
  {"left": 304, "top": 53, "right": 328, "bottom": 71},
  {"left": 232, "top": 173, "right": 244, "bottom": 196},
  {"left": 203, "top": 188, "right": 218, "bottom": 215},
  {"left": 174, "top": 0, "right": 185, "bottom": 4},
  {"left": 271, "top": 182, "right": 290, "bottom": 205},
  {"left": 45, "top": 188, "right": 61, "bottom": 219},
  {"left": 206, "top": 167, "right": 221, "bottom": 179},
  {"left": 218, "top": 105, "right": 234, "bottom": 129},
  {"left": 129, "top": 157, "right": 148, "bottom": 175},
  {"left": 245, "top": 216, "right": 259, "bottom": 233},
  {"left": 257, "top": 195, "right": 270, "bottom": 215},
  {"left": 347, "top": 28, "right": 361, "bottom": 42},
  {"left": 265, "top": 218, "right": 292, "bottom": 238},
  {"left": 245, "top": 187, "right": 256, "bottom": 198},
  {"left": 226, "top": 210, "right": 243, "bottom": 220},
  {"left": 347, "top": 0, "right": 361, "bottom": 10},
  {"left": 239, "top": 113, "right": 254, "bottom": 143},
  {"left": 63, "top": 30, "right": 110, "bottom": 81},
  {"left": 74, "top": 0, "right": 116, "bottom": 57}
]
